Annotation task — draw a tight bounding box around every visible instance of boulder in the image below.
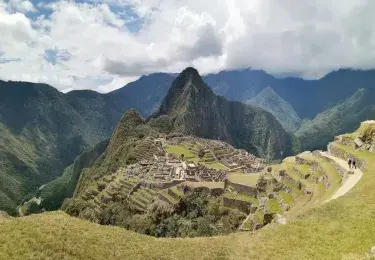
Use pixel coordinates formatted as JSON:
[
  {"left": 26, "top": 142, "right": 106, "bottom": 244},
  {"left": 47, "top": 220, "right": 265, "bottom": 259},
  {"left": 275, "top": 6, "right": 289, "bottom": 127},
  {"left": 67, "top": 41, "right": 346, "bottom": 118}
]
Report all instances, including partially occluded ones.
[
  {"left": 354, "top": 137, "right": 364, "bottom": 148},
  {"left": 371, "top": 246, "right": 375, "bottom": 255},
  {"left": 278, "top": 169, "right": 285, "bottom": 177},
  {"left": 275, "top": 214, "right": 287, "bottom": 225}
]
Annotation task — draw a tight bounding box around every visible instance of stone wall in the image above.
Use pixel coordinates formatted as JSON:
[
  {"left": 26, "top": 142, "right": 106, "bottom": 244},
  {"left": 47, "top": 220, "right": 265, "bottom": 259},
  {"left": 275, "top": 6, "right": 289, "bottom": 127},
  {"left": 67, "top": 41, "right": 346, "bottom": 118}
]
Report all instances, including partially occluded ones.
[
  {"left": 227, "top": 180, "right": 258, "bottom": 197},
  {"left": 314, "top": 153, "right": 346, "bottom": 180},
  {"left": 223, "top": 197, "right": 252, "bottom": 214},
  {"left": 142, "top": 180, "right": 185, "bottom": 190},
  {"left": 334, "top": 136, "right": 355, "bottom": 148},
  {"left": 181, "top": 185, "right": 224, "bottom": 197},
  {"left": 295, "top": 156, "right": 318, "bottom": 167},
  {"left": 328, "top": 144, "right": 366, "bottom": 171}
]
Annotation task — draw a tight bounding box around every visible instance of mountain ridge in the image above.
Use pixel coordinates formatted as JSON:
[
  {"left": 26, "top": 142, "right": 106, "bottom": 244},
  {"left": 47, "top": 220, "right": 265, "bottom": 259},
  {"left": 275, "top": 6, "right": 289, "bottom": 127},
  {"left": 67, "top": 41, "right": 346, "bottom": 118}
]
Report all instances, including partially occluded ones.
[{"left": 247, "top": 87, "right": 302, "bottom": 133}]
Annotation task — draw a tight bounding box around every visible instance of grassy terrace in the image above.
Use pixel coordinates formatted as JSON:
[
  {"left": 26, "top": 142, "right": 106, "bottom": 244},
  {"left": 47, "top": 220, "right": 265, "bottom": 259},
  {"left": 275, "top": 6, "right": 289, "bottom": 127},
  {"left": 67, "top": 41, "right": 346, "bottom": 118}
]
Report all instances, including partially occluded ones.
[
  {"left": 278, "top": 191, "right": 294, "bottom": 207},
  {"left": 166, "top": 145, "right": 227, "bottom": 170},
  {"left": 280, "top": 162, "right": 302, "bottom": 182},
  {"left": 227, "top": 173, "right": 260, "bottom": 187},
  {"left": 299, "top": 153, "right": 342, "bottom": 201},
  {"left": 266, "top": 198, "right": 282, "bottom": 214},
  {"left": 224, "top": 192, "right": 258, "bottom": 205}
]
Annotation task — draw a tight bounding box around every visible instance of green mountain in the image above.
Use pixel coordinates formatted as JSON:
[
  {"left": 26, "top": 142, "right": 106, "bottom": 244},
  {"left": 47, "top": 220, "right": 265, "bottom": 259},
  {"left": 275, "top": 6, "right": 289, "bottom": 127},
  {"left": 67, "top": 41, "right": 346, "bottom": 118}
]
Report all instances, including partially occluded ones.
[
  {"left": 296, "top": 88, "right": 375, "bottom": 151},
  {"left": 0, "top": 74, "right": 174, "bottom": 215},
  {"left": 247, "top": 87, "right": 302, "bottom": 133},
  {"left": 154, "top": 68, "right": 292, "bottom": 160},
  {"left": 0, "top": 81, "right": 109, "bottom": 215},
  {"left": 34, "top": 68, "right": 293, "bottom": 215}
]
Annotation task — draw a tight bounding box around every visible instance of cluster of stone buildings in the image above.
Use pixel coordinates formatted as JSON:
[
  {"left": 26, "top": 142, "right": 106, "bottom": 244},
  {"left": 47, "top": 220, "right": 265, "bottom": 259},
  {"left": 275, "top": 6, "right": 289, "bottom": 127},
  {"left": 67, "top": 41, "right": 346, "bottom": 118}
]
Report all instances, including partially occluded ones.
[{"left": 119, "top": 136, "right": 263, "bottom": 185}]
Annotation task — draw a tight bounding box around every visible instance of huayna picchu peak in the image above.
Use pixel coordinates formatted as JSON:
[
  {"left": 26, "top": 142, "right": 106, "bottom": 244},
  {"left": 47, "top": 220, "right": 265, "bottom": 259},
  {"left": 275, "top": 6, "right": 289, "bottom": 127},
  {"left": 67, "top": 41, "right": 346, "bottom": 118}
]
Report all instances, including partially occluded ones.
[{"left": 154, "top": 67, "right": 293, "bottom": 160}]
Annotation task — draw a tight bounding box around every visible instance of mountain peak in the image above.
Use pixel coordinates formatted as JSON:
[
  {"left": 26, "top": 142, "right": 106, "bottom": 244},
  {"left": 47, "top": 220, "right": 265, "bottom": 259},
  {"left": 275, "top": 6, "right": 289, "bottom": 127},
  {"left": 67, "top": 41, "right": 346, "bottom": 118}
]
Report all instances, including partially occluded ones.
[
  {"left": 172, "top": 67, "right": 206, "bottom": 91},
  {"left": 181, "top": 67, "right": 200, "bottom": 76},
  {"left": 107, "top": 109, "right": 145, "bottom": 154}
]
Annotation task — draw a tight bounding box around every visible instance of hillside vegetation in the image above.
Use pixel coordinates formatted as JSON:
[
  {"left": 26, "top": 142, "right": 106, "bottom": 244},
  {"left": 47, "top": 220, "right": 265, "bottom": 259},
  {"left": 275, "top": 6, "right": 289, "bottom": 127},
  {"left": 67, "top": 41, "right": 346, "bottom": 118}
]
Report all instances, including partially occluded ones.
[
  {"left": 0, "top": 74, "right": 173, "bottom": 215},
  {"left": 247, "top": 87, "right": 302, "bottom": 133},
  {"left": 296, "top": 89, "right": 375, "bottom": 151},
  {"left": 2, "top": 122, "right": 375, "bottom": 259}
]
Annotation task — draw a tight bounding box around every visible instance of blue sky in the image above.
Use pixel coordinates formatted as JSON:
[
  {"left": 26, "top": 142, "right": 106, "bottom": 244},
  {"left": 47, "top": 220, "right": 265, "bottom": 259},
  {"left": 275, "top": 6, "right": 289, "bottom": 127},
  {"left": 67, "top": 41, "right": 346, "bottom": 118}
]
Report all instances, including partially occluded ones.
[{"left": 1, "top": 0, "right": 375, "bottom": 92}]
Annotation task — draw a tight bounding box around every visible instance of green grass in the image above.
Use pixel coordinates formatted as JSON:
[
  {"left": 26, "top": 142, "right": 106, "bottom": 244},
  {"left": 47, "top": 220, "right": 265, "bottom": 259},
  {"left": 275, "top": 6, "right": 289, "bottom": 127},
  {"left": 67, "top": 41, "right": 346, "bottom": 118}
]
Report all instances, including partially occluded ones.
[
  {"left": 171, "top": 187, "right": 184, "bottom": 197},
  {"left": 278, "top": 191, "right": 294, "bottom": 207},
  {"left": 228, "top": 173, "right": 260, "bottom": 187},
  {"left": 201, "top": 162, "right": 227, "bottom": 170},
  {"left": 166, "top": 145, "right": 227, "bottom": 170},
  {"left": 166, "top": 145, "right": 197, "bottom": 161},
  {"left": 280, "top": 162, "right": 301, "bottom": 182},
  {"left": 266, "top": 198, "right": 282, "bottom": 214},
  {"left": 253, "top": 209, "right": 264, "bottom": 223},
  {"left": 224, "top": 192, "right": 258, "bottom": 205}
]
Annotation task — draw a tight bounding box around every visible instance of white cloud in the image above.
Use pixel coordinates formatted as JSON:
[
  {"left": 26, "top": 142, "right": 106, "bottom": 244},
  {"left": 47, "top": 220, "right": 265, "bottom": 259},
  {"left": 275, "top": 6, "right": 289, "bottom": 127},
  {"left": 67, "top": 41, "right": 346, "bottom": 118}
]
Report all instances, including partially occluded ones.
[
  {"left": 2, "top": 0, "right": 375, "bottom": 92},
  {"left": 7, "top": 0, "right": 36, "bottom": 13}
]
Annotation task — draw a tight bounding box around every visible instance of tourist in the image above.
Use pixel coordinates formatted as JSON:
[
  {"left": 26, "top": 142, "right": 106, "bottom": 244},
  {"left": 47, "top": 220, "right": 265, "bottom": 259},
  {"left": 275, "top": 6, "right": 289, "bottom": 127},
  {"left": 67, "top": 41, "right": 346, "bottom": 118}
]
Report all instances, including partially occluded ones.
[
  {"left": 352, "top": 160, "right": 357, "bottom": 169},
  {"left": 348, "top": 158, "right": 352, "bottom": 169}
]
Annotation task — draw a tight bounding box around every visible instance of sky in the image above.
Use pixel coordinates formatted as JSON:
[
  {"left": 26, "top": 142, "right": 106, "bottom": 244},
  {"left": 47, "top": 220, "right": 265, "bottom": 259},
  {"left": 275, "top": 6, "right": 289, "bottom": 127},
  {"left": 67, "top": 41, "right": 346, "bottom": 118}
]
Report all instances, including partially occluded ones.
[{"left": 0, "top": 0, "right": 374, "bottom": 92}]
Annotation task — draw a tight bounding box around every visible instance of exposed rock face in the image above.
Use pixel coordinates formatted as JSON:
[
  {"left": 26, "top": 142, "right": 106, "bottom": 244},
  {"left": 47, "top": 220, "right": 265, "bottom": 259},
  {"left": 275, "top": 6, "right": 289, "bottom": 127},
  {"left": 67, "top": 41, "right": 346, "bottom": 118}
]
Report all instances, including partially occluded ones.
[
  {"left": 354, "top": 137, "right": 364, "bottom": 148},
  {"left": 153, "top": 67, "right": 291, "bottom": 159}
]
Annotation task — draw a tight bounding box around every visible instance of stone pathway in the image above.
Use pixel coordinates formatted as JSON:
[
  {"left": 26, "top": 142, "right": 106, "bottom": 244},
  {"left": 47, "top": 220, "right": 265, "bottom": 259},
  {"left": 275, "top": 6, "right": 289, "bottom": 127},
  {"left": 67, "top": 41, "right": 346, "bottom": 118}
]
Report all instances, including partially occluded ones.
[{"left": 320, "top": 151, "right": 363, "bottom": 203}]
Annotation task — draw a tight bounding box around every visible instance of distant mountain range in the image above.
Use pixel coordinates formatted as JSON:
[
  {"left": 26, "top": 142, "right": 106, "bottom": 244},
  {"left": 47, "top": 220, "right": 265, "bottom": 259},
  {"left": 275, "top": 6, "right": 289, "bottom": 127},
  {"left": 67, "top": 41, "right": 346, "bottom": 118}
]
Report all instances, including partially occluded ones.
[
  {"left": 296, "top": 88, "right": 375, "bottom": 151},
  {"left": 1, "top": 67, "right": 375, "bottom": 214}
]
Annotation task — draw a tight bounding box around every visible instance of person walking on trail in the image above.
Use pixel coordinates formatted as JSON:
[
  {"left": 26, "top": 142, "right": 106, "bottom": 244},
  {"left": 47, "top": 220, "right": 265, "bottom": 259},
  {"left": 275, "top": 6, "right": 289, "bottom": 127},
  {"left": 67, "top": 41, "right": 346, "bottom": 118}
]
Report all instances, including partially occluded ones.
[
  {"left": 352, "top": 160, "right": 357, "bottom": 169},
  {"left": 348, "top": 158, "right": 352, "bottom": 169}
]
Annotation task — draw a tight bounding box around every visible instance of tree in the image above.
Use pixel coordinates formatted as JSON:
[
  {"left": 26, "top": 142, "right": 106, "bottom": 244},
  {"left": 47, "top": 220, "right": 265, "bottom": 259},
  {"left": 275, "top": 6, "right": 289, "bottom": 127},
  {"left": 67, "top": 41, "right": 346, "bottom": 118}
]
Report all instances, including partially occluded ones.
[{"left": 198, "top": 149, "right": 205, "bottom": 159}]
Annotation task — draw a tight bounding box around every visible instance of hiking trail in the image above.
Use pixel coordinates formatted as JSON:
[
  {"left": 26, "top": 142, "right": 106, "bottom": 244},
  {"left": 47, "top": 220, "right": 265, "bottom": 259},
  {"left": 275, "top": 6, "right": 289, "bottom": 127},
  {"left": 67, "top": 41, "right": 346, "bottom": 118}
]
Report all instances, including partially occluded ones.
[{"left": 320, "top": 151, "right": 363, "bottom": 203}]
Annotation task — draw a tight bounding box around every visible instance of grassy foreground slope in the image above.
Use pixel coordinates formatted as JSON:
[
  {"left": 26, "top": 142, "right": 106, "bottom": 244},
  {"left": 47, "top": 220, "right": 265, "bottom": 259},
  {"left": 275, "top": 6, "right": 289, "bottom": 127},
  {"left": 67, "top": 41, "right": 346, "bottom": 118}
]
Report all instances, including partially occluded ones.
[{"left": 1, "top": 144, "right": 375, "bottom": 259}]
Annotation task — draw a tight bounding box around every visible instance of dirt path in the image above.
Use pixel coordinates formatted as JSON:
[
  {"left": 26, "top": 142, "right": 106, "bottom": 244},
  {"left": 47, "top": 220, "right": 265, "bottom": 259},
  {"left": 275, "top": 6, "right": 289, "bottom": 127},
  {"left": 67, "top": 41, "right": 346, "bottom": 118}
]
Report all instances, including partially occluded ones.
[{"left": 320, "top": 151, "right": 363, "bottom": 203}]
